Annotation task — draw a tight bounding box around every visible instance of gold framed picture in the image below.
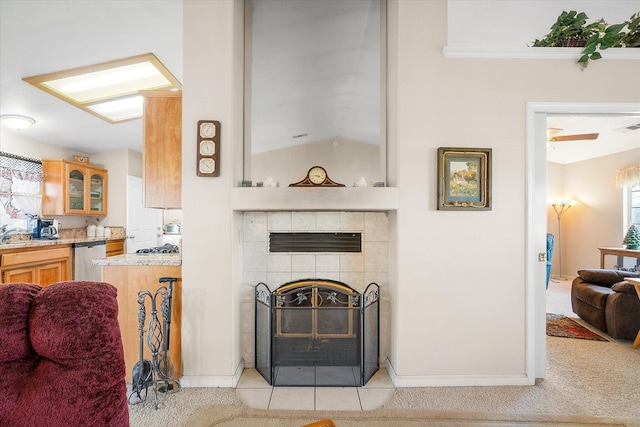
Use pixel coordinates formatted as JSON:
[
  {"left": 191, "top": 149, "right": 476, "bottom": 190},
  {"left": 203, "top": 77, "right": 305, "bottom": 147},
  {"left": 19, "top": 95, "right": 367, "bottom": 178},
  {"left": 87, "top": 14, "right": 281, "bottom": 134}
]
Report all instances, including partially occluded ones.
[{"left": 437, "top": 147, "right": 492, "bottom": 211}]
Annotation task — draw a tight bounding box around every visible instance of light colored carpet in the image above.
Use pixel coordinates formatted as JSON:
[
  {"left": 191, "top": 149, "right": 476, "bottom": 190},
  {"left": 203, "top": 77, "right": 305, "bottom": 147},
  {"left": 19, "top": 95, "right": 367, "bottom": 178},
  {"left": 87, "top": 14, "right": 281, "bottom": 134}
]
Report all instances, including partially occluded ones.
[
  {"left": 187, "top": 405, "right": 628, "bottom": 426},
  {"left": 128, "top": 336, "right": 640, "bottom": 427}
]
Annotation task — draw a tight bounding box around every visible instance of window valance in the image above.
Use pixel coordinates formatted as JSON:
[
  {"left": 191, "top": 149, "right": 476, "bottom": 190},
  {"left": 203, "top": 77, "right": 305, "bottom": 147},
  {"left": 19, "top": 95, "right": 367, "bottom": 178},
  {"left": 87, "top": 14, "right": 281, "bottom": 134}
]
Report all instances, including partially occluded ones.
[
  {"left": 0, "top": 152, "right": 43, "bottom": 219},
  {"left": 616, "top": 165, "right": 640, "bottom": 189}
]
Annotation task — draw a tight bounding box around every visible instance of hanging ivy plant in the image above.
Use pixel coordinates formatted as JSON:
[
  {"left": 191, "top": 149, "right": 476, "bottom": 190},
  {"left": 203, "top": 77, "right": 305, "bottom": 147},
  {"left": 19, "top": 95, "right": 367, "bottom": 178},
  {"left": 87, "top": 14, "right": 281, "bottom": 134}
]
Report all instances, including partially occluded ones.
[
  {"left": 578, "top": 13, "right": 640, "bottom": 68},
  {"left": 533, "top": 11, "right": 640, "bottom": 69},
  {"left": 532, "top": 11, "right": 599, "bottom": 47}
]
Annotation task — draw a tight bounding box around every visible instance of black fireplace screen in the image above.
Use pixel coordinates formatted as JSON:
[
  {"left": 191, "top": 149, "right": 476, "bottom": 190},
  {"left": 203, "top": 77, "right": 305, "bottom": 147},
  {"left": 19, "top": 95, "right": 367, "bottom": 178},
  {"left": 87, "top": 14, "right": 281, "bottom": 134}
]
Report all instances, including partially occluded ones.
[{"left": 255, "top": 279, "right": 379, "bottom": 387}]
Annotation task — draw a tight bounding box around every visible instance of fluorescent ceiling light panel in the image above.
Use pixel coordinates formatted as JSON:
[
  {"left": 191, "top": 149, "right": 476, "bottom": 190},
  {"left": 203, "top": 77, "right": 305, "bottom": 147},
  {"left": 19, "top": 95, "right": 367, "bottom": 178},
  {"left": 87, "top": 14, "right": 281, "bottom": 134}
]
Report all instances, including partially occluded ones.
[
  {"left": 86, "top": 95, "right": 144, "bottom": 122},
  {"left": 23, "top": 53, "right": 181, "bottom": 124},
  {"left": 43, "top": 62, "right": 171, "bottom": 103}
]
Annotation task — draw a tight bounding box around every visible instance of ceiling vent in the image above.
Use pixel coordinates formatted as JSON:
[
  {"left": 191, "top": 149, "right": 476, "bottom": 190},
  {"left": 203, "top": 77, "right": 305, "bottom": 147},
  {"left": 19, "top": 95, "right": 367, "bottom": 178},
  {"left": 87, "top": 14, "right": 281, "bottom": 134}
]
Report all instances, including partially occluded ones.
[{"left": 614, "top": 123, "right": 640, "bottom": 133}]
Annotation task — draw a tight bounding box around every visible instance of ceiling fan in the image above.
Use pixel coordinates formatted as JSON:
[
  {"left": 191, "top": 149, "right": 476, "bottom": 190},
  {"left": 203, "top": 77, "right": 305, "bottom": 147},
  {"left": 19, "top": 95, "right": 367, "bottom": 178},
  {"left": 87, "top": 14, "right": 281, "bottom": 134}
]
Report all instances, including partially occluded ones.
[{"left": 547, "top": 128, "right": 599, "bottom": 142}]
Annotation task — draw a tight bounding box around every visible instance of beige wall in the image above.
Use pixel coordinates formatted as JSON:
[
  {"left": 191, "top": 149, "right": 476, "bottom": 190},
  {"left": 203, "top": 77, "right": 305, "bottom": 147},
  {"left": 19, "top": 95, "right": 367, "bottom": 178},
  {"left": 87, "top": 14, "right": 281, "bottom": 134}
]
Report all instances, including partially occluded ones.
[
  {"left": 182, "top": 0, "right": 245, "bottom": 384},
  {"left": 180, "top": 0, "right": 640, "bottom": 386},
  {"left": 1, "top": 128, "right": 82, "bottom": 160},
  {"left": 564, "top": 149, "right": 640, "bottom": 274},
  {"left": 92, "top": 148, "right": 142, "bottom": 227},
  {"left": 546, "top": 161, "right": 563, "bottom": 276},
  {"left": 390, "top": 1, "right": 638, "bottom": 383}
]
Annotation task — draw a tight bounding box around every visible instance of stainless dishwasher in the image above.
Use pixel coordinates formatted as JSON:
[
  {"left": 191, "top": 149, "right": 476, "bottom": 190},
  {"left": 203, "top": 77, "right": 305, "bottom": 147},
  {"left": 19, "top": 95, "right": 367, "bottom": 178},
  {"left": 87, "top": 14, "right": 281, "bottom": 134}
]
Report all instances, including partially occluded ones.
[{"left": 72, "top": 240, "right": 106, "bottom": 281}]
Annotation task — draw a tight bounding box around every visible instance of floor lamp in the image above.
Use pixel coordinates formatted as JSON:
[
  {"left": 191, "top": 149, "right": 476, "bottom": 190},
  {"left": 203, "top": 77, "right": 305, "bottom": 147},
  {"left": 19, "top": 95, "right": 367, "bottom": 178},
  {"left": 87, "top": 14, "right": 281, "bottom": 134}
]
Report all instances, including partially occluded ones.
[{"left": 551, "top": 199, "right": 577, "bottom": 280}]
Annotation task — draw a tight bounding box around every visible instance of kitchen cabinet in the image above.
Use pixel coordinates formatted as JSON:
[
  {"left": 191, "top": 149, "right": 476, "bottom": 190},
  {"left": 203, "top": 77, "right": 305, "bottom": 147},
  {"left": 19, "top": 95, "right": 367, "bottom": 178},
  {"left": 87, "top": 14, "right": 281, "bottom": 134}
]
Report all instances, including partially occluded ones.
[
  {"left": 106, "top": 239, "right": 125, "bottom": 257},
  {"left": 141, "top": 90, "right": 182, "bottom": 209},
  {"left": 42, "top": 160, "right": 107, "bottom": 216},
  {"left": 1, "top": 246, "right": 71, "bottom": 285}
]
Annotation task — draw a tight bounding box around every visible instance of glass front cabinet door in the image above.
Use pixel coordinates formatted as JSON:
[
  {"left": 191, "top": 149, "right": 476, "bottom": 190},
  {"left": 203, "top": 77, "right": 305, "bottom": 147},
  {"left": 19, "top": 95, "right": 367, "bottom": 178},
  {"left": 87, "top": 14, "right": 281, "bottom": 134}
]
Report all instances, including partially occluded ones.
[
  {"left": 62, "top": 163, "right": 107, "bottom": 215},
  {"left": 65, "top": 164, "right": 86, "bottom": 214},
  {"left": 89, "top": 171, "right": 106, "bottom": 215}
]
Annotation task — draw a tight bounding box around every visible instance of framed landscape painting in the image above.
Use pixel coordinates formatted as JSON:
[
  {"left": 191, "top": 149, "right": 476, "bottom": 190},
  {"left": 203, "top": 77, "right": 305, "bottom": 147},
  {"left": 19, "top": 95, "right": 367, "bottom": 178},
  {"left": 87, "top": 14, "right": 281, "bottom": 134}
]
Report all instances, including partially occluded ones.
[{"left": 437, "top": 147, "right": 492, "bottom": 210}]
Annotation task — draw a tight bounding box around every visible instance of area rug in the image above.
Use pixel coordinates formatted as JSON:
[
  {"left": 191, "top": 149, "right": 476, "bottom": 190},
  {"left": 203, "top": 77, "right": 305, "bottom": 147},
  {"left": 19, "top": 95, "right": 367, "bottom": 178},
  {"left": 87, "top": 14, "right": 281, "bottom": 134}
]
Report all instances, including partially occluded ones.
[
  {"left": 546, "top": 313, "right": 607, "bottom": 341},
  {"left": 187, "top": 405, "right": 627, "bottom": 426}
]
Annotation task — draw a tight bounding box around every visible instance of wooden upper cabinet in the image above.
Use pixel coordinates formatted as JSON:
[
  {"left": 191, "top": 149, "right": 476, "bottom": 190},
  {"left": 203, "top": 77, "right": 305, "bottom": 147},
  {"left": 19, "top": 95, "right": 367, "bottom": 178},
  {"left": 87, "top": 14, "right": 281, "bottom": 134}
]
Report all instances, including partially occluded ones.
[
  {"left": 141, "top": 90, "right": 182, "bottom": 209},
  {"left": 42, "top": 160, "right": 107, "bottom": 216}
]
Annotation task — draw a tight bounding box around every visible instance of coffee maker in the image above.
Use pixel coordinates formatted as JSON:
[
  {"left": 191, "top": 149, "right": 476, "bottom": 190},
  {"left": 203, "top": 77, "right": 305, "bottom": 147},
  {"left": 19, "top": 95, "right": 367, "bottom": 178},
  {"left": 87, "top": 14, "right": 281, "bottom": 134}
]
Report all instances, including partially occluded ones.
[{"left": 35, "top": 218, "right": 58, "bottom": 239}]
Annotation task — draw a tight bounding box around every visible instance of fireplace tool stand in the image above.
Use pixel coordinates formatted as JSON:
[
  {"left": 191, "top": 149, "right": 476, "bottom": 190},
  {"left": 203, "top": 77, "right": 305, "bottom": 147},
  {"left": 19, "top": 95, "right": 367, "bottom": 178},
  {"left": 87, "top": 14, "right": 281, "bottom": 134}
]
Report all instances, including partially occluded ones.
[{"left": 128, "top": 277, "right": 180, "bottom": 408}]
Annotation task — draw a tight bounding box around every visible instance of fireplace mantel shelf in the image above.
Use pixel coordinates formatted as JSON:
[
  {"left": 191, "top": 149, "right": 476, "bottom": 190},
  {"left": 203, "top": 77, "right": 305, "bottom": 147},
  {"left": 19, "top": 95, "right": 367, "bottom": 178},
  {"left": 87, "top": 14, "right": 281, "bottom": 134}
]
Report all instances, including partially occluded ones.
[{"left": 231, "top": 187, "right": 398, "bottom": 211}]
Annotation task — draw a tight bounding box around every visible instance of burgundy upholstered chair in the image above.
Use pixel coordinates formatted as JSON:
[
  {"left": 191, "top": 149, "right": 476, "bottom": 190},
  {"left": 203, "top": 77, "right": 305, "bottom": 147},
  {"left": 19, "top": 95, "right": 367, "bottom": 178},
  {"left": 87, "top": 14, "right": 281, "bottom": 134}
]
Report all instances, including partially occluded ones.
[{"left": 0, "top": 281, "right": 129, "bottom": 427}]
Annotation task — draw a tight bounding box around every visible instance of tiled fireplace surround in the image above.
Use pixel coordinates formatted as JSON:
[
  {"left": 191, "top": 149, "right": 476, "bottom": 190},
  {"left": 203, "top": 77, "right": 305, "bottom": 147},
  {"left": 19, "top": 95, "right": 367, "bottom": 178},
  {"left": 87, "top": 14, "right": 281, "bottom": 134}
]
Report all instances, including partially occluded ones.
[{"left": 241, "top": 211, "right": 389, "bottom": 369}]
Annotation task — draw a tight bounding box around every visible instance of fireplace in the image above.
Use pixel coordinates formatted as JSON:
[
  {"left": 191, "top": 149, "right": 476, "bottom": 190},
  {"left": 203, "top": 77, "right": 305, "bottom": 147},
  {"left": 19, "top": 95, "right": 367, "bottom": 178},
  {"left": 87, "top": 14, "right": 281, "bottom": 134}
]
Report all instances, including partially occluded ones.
[
  {"left": 241, "top": 211, "right": 389, "bottom": 380},
  {"left": 255, "top": 279, "right": 379, "bottom": 387}
]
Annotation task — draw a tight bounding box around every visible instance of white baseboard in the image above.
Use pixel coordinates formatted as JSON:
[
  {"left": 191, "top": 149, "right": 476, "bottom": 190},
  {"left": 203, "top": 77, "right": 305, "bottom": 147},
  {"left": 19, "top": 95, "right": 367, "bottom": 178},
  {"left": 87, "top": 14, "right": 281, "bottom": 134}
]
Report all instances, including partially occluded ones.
[
  {"left": 385, "top": 359, "right": 534, "bottom": 387},
  {"left": 179, "top": 359, "right": 245, "bottom": 388}
]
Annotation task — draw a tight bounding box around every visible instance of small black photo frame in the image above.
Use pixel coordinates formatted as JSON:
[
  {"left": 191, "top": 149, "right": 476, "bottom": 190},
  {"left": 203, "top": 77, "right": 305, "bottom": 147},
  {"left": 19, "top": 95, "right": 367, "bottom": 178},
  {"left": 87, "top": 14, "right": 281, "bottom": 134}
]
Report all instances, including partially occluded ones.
[{"left": 437, "top": 147, "right": 492, "bottom": 211}]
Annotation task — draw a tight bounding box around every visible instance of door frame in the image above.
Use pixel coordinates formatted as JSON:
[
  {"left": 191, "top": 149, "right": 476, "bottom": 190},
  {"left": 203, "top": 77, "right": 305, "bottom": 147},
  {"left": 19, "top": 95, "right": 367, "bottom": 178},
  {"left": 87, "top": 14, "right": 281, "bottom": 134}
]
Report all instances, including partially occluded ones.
[{"left": 525, "top": 102, "right": 640, "bottom": 379}]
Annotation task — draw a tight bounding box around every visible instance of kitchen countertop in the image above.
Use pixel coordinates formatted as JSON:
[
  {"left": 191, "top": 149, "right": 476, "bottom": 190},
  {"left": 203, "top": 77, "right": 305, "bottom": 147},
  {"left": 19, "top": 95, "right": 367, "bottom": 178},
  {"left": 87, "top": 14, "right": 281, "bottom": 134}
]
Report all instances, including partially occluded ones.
[
  {"left": 0, "top": 236, "right": 123, "bottom": 250},
  {"left": 93, "top": 253, "right": 181, "bottom": 266},
  {"left": 1, "top": 232, "right": 181, "bottom": 266}
]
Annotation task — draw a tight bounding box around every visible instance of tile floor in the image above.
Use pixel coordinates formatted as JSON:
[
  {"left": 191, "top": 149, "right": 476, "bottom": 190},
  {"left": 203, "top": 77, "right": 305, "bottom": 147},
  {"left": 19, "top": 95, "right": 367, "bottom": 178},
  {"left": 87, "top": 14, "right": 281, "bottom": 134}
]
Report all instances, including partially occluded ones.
[{"left": 235, "top": 368, "right": 396, "bottom": 411}]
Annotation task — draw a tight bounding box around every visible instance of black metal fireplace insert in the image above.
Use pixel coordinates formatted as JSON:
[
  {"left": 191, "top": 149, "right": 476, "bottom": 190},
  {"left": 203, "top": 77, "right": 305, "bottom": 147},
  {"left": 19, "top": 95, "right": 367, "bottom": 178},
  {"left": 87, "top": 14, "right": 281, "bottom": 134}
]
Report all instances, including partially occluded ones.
[{"left": 255, "top": 279, "right": 379, "bottom": 387}]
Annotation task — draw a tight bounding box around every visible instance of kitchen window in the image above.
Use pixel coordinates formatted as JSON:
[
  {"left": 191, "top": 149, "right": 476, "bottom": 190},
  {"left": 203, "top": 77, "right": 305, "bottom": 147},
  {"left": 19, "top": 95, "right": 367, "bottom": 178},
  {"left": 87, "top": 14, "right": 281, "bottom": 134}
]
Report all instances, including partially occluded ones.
[{"left": 0, "top": 152, "right": 42, "bottom": 230}]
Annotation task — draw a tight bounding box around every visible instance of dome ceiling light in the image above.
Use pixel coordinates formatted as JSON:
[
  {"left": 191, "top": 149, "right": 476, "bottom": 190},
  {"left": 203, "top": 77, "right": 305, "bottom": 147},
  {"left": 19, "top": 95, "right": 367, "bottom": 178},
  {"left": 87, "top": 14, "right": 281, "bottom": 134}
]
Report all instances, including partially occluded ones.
[{"left": 0, "top": 114, "right": 36, "bottom": 130}]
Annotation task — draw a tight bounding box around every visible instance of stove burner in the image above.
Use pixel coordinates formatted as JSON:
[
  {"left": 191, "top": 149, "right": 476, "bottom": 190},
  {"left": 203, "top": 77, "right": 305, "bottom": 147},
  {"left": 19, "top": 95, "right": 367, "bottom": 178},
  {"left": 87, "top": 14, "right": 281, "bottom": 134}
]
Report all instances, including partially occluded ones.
[{"left": 136, "top": 243, "right": 179, "bottom": 254}]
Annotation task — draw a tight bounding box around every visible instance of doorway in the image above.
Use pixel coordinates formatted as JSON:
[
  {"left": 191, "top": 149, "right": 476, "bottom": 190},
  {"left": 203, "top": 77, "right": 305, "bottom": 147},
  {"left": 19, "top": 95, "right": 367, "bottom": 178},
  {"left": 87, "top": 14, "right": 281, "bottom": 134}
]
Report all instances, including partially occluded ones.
[
  {"left": 526, "top": 102, "right": 640, "bottom": 379},
  {"left": 126, "top": 175, "right": 163, "bottom": 253}
]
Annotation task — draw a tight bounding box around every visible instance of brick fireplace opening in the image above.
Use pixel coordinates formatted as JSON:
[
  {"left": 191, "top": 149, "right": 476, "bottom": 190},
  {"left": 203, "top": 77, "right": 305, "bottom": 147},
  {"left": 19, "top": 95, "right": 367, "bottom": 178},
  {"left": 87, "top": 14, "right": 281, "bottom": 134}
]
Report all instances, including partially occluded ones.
[{"left": 255, "top": 279, "right": 379, "bottom": 387}]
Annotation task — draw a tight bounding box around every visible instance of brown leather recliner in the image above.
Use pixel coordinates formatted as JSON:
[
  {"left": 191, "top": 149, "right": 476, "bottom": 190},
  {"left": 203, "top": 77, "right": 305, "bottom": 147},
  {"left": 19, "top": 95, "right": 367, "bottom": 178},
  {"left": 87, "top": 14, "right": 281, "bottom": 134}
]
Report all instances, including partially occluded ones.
[{"left": 571, "top": 269, "right": 640, "bottom": 340}]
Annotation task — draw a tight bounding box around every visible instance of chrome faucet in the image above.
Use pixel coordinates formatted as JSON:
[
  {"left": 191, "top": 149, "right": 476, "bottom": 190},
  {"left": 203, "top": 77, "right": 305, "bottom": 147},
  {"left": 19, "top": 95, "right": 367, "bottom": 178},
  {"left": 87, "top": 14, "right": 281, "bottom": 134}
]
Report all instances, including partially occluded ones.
[{"left": 0, "top": 225, "right": 20, "bottom": 242}]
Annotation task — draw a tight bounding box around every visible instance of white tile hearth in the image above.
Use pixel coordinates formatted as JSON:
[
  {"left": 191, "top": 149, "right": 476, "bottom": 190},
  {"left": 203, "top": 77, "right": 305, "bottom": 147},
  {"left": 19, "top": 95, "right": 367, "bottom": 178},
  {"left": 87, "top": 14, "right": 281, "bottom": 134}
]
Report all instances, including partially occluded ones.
[
  {"left": 269, "top": 388, "right": 315, "bottom": 410},
  {"left": 315, "top": 387, "right": 361, "bottom": 411},
  {"left": 235, "top": 368, "right": 395, "bottom": 411}
]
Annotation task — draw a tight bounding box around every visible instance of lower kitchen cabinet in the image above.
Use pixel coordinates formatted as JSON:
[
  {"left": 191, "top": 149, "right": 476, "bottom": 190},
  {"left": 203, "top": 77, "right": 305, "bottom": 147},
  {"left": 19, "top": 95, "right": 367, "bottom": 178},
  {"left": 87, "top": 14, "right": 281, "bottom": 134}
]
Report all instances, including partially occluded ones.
[
  {"left": 101, "top": 264, "right": 182, "bottom": 381},
  {"left": 106, "top": 239, "right": 125, "bottom": 256},
  {"left": 0, "top": 246, "right": 71, "bottom": 285}
]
